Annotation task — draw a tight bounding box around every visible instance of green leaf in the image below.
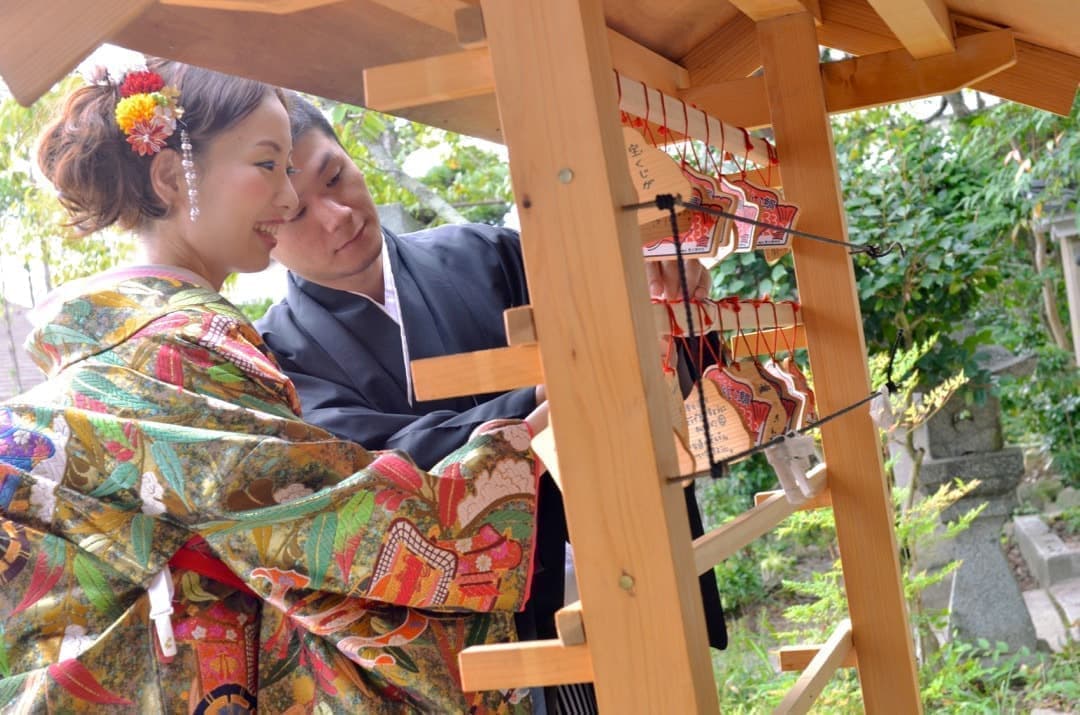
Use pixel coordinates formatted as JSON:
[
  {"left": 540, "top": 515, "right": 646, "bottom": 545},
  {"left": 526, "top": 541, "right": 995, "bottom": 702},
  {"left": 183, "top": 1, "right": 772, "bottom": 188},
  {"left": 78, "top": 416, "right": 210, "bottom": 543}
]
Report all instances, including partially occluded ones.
[
  {"left": 44, "top": 533, "right": 68, "bottom": 570},
  {"left": 0, "top": 673, "right": 28, "bottom": 706},
  {"left": 213, "top": 491, "right": 334, "bottom": 533},
  {"left": 466, "top": 613, "right": 492, "bottom": 647},
  {"left": 208, "top": 364, "right": 246, "bottom": 384},
  {"left": 130, "top": 514, "right": 154, "bottom": 569},
  {"left": 89, "top": 461, "right": 139, "bottom": 498},
  {"left": 167, "top": 288, "right": 217, "bottom": 308},
  {"left": 261, "top": 630, "right": 302, "bottom": 689},
  {"left": 484, "top": 509, "right": 533, "bottom": 540},
  {"left": 138, "top": 422, "right": 220, "bottom": 443},
  {"left": 149, "top": 441, "right": 190, "bottom": 508},
  {"left": 73, "top": 372, "right": 159, "bottom": 413},
  {"left": 73, "top": 552, "right": 120, "bottom": 617},
  {"left": 40, "top": 324, "right": 96, "bottom": 345},
  {"left": 385, "top": 645, "right": 420, "bottom": 674},
  {"left": 333, "top": 491, "right": 374, "bottom": 552},
  {"left": 305, "top": 512, "right": 337, "bottom": 590},
  {"left": 0, "top": 625, "right": 10, "bottom": 678}
]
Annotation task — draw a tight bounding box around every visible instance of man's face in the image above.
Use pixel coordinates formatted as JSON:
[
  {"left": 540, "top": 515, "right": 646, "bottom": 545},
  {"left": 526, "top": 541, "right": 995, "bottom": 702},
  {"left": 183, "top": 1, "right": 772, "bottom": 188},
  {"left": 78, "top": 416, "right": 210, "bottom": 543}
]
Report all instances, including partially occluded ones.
[{"left": 272, "top": 129, "right": 383, "bottom": 291}]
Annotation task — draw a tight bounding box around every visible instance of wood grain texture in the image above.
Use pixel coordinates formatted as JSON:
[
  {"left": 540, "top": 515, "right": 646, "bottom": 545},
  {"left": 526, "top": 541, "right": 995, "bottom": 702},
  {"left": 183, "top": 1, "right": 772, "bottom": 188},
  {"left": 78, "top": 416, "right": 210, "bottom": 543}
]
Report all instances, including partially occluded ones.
[
  {"left": 475, "top": 0, "right": 717, "bottom": 710},
  {"left": 865, "top": 0, "right": 953, "bottom": 57},
  {"left": 459, "top": 640, "right": 594, "bottom": 691},
  {"left": 757, "top": 12, "right": 921, "bottom": 713},
  {"left": 410, "top": 345, "right": 541, "bottom": 401},
  {"left": 774, "top": 619, "right": 854, "bottom": 713}
]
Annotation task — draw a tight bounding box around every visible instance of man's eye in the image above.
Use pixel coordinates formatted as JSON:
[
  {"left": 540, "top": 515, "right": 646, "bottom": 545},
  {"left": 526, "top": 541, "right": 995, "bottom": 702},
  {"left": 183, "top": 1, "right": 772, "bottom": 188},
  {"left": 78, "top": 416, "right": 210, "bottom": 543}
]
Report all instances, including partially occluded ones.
[
  {"left": 289, "top": 206, "right": 307, "bottom": 222},
  {"left": 327, "top": 168, "right": 341, "bottom": 188},
  {"left": 257, "top": 161, "right": 277, "bottom": 171}
]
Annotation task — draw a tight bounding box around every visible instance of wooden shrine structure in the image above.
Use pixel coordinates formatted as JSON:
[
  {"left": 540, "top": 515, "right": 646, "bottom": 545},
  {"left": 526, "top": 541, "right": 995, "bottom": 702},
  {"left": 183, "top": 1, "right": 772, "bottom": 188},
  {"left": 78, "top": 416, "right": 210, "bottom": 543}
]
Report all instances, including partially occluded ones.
[{"left": 2, "top": 1, "right": 1079, "bottom": 712}]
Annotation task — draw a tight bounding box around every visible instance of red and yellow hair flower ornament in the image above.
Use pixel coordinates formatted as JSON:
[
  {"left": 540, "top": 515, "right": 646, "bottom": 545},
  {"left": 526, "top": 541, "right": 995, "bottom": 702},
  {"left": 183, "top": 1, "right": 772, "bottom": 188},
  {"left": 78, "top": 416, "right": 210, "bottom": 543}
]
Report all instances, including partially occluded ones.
[{"left": 114, "top": 70, "right": 184, "bottom": 157}]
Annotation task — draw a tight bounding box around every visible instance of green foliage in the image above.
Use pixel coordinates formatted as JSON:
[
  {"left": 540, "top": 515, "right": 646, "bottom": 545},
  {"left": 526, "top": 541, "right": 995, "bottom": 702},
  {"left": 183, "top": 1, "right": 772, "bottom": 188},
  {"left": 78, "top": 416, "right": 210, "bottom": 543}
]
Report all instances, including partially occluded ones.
[
  {"left": 1057, "top": 506, "right": 1080, "bottom": 536},
  {"left": 234, "top": 297, "right": 274, "bottom": 323},
  {"left": 999, "top": 344, "right": 1080, "bottom": 487}
]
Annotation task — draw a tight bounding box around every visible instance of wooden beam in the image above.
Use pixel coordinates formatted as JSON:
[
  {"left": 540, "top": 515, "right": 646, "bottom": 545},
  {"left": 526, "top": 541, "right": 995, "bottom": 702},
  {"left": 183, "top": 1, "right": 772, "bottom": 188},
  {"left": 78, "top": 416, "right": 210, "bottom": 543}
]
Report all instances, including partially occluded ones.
[
  {"left": 363, "top": 48, "right": 494, "bottom": 112},
  {"left": 729, "top": 0, "right": 821, "bottom": 23},
  {"left": 967, "top": 35, "right": 1080, "bottom": 117},
  {"left": 681, "top": 29, "right": 1018, "bottom": 130},
  {"left": 459, "top": 639, "right": 593, "bottom": 691},
  {"left": 864, "top": 0, "right": 953, "bottom": 58},
  {"left": 503, "top": 306, "right": 538, "bottom": 346},
  {"left": 454, "top": 5, "right": 487, "bottom": 49},
  {"left": 607, "top": 28, "right": 691, "bottom": 95},
  {"left": 410, "top": 344, "right": 541, "bottom": 401},
  {"left": 757, "top": 12, "right": 921, "bottom": 713},
  {"left": 556, "top": 601, "right": 587, "bottom": 646},
  {"left": 363, "top": 27, "right": 691, "bottom": 122},
  {"left": 655, "top": 300, "right": 798, "bottom": 338},
  {"left": 730, "top": 326, "right": 810, "bottom": 359},
  {"left": 817, "top": 0, "right": 901, "bottom": 56},
  {"left": 778, "top": 642, "right": 858, "bottom": 671},
  {"left": 159, "top": 0, "right": 340, "bottom": 12},
  {"left": 680, "top": 14, "right": 762, "bottom": 86},
  {"left": 365, "top": 0, "right": 464, "bottom": 35},
  {"left": 479, "top": 0, "right": 717, "bottom": 710},
  {"left": 774, "top": 619, "right": 854, "bottom": 714},
  {"left": 0, "top": 0, "right": 154, "bottom": 105},
  {"left": 693, "top": 465, "right": 826, "bottom": 574},
  {"left": 755, "top": 485, "right": 832, "bottom": 510},
  {"left": 820, "top": 28, "right": 1015, "bottom": 113}
]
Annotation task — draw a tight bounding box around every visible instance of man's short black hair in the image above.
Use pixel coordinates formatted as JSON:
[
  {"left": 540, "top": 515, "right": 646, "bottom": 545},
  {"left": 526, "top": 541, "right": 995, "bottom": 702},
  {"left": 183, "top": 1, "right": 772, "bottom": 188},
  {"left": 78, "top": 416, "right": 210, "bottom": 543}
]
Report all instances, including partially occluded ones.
[{"left": 285, "top": 92, "right": 341, "bottom": 145}]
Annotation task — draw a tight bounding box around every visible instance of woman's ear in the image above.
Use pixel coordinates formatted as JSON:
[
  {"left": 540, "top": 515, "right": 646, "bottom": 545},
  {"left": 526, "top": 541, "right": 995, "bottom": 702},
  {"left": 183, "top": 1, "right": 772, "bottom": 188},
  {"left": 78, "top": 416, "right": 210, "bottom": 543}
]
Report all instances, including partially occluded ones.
[{"left": 148, "top": 148, "right": 184, "bottom": 213}]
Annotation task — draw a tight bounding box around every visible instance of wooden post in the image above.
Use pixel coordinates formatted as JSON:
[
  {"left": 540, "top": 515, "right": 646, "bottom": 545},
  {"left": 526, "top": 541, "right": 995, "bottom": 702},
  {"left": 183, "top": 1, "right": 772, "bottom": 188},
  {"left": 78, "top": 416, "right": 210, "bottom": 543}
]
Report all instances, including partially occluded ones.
[
  {"left": 477, "top": 0, "right": 718, "bottom": 712},
  {"left": 757, "top": 11, "right": 921, "bottom": 713},
  {"left": 1057, "top": 227, "right": 1080, "bottom": 365}
]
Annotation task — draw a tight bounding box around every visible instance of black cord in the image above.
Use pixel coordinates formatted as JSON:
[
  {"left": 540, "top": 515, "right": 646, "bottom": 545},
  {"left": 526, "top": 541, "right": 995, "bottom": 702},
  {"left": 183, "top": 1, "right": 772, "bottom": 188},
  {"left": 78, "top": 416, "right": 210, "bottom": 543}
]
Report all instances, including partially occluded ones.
[
  {"left": 885, "top": 329, "right": 904, "bottom": 393},
  {"left": 626, "top": 195, "right": 903, "bottom": 259},
  {"left": 657, "top": 195, "right": 727, "bottom": 480}
]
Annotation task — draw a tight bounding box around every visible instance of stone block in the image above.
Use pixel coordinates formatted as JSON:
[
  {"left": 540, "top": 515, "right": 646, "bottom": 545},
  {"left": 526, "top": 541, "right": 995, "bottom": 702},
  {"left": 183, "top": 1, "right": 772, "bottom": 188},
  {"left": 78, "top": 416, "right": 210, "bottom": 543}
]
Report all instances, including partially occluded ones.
[
  {"left": 948, "top": 519, "right": 1037, "bottom": 652},
  {"left": 921, "top": 449, "right": 1024, "bottom": 522},
  {"left": 1056, "top": 486, "right": 1080, "bottom": 511},
  {"left": 924, "top": 393, "right": 1003, "bottom": 458},
  {"left": 1014, "top": 515, "right": 1080, "bottom": 589},
  {"left": 1023, "top": 589, "right": 1070, "bottom": 653},
  {"left": 1049, "top": 577, "right": 1080, "bottom": 642}
]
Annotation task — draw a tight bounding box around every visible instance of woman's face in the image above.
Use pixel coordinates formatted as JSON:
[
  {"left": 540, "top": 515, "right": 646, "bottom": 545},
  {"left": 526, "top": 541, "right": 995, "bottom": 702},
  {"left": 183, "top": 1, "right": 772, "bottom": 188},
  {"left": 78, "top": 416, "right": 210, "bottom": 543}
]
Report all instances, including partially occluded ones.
[{"left": 161, "top": 94, "right": 298, "bottom": 289}]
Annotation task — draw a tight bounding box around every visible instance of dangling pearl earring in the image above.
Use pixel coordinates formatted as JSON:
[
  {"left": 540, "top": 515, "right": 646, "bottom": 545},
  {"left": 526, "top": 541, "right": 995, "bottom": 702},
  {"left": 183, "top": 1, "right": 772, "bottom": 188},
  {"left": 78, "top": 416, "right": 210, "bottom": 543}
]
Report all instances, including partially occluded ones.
[{"left": 180, "top": 129, "right": 199, "bottom": 222}]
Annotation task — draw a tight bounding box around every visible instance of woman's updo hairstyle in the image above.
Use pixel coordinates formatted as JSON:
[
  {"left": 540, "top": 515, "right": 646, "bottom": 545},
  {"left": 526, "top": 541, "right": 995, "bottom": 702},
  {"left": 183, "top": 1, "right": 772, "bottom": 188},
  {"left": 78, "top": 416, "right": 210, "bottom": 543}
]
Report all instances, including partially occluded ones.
[{"left": 37, "top": 58, "right": 284, "bottom": 234}]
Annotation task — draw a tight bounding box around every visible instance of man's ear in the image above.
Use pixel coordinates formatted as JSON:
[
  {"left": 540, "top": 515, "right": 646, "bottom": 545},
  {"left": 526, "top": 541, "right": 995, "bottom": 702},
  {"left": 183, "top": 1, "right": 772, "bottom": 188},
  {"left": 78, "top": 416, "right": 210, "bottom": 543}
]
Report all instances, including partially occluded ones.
[{"left": 148, "top": 148, "right": 184, "bottom": 212}]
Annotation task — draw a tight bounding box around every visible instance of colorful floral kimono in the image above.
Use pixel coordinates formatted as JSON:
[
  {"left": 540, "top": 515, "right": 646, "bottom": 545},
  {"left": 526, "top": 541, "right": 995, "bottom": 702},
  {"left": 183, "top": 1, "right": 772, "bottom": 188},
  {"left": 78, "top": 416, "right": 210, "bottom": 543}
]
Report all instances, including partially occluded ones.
[{"left": 0, "top": 267, "right": 540, "bottom": 713}]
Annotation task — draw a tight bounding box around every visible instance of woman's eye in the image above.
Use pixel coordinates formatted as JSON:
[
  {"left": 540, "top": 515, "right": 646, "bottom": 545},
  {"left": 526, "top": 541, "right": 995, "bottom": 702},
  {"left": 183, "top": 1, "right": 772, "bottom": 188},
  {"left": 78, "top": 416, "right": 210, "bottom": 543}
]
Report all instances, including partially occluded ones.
[{"left": 257, "top": 161, "right": 278, "bottom": 171}]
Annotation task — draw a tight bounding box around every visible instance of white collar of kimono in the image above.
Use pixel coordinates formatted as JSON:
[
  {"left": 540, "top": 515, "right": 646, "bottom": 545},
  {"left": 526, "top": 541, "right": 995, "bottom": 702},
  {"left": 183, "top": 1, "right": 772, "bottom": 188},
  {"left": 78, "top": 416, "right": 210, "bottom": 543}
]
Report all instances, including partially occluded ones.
[{"left": 346, "top": 242, "right": 401, "bottom": 326}]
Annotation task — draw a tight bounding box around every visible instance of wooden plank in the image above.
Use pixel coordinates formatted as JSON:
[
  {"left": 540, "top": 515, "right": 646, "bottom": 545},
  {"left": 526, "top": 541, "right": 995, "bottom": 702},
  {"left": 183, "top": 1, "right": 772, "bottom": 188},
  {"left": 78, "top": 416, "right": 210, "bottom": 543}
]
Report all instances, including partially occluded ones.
[
  {"left": 366, "top": 0, "right": 465, "bottom": 35},
  {"left": 159, "top": 0, "right": 339, "bottom": 12},
  {"left": 455, "top": 5, "right": 487, "bottom": 49},
  {"left": 682, "top": 29, "right": 1018, "bottom": 130},
  {"left": 478, "top": 0, "right": 717, "bottom": 711},
  {"left": 556, "top": 601, "right": 587, "bottom": 646},
  {"left": 0, "top": 0, "right": 154, "bottom": 105},
  {"left": 363, "top": 48, "right": 493, "bottom": 112},
  {"left": 728, "top": 0, "right": 819, "bottom": 22},
  {"left": 410, "top": 344, "right": 541, "bottom": 401},
  {"left": 817, "top": 0, "right": 900, "bottom": 55},
  {"left": 778, "top": 642, "right": 858, "bottom": 671},
  {"left": 820, "top": 28, "right": 1015, "bottom": 113},
  {"left": 530, "top": 426, "right": 562, "bottom": 491},
  {"left": 693, "top": 465, "right": 827, "bottom": 574},
  {"left": 607, "top": 28, "right": 691, "bottom": 95},
  {"left": 680, "top": 14, "right": 762, "bottom": 85},
  {"left": 967, "top": 34, "right": 1080, "bottom": 117},
  {"left": 730, "top": 326, "right": 809, "bottom": 359},
  {"left": 755, "top": 486, "right": 832, "bottom": 510},
  {"left": 774, "top": 619, "right": 854, "bottom": 714},
  {"left": 503, "top": 306, "right": 538, "bottom": 346},
  {"left": 864, "top": 0, "right": 953, "bottom": 58},
  {"left": 459, "top": 640, "right": 593, "bottom": 691},
  {"left": 757, "top": 12, "right": 921, "bottom": 714}
]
